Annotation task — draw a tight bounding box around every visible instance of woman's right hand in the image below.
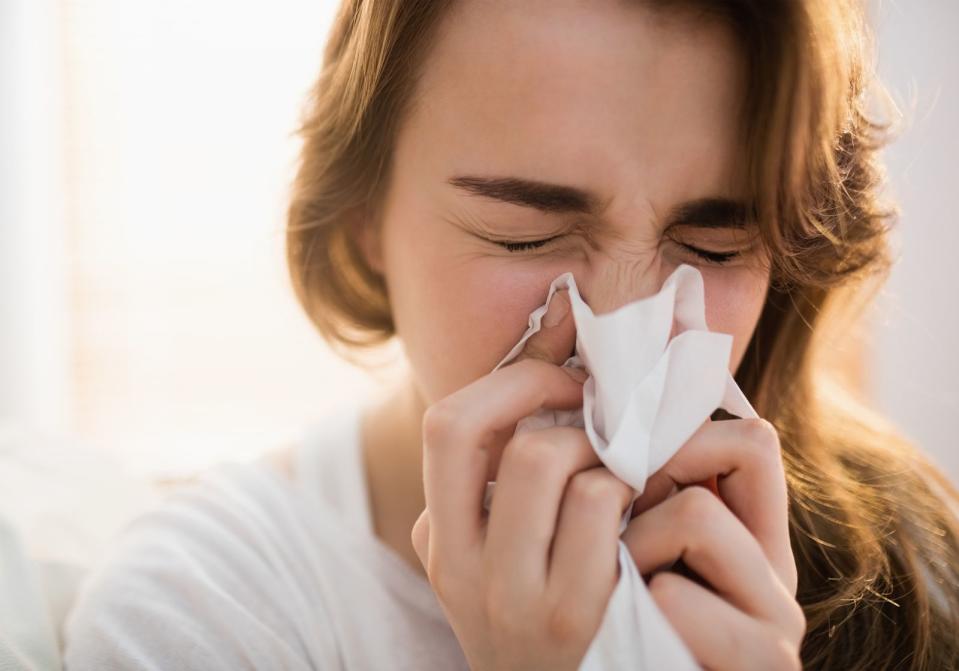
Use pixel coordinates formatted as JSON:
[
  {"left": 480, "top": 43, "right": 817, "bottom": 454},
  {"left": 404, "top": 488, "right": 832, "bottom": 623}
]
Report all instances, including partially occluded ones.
[{"left": 411, "top": 289, "right": 634, "bottom": 671}]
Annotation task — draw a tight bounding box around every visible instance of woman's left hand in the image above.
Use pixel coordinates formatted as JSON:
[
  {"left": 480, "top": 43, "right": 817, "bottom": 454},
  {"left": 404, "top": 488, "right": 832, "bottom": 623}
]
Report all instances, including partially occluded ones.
[{"left": 622, "top": 417, "right": 806, "bottom": 670}]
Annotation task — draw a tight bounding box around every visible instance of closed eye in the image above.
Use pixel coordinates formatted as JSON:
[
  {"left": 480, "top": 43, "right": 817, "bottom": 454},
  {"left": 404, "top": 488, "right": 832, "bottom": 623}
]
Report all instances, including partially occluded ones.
[
  {"left": 492, "top": 236, "right": 562, "bottom": 253},
  {"left": 492, "top": 236, "right": 740, "bottom": 265},
  {"left": 677, "top": 243, "right": 740, "bottom": 265}
]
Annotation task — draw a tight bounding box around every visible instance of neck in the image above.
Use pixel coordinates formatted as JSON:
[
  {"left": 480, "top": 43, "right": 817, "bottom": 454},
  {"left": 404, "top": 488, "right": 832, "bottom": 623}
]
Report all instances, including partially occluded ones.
[{"left": 360, "top": 371, "right": 429, "bottom": 575}]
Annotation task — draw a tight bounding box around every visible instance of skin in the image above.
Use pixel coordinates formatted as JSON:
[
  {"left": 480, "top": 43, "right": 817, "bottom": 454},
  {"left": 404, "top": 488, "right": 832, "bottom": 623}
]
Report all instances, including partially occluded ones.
[{"left": 344, "top": 1, "right": 805, "bottom": 668}]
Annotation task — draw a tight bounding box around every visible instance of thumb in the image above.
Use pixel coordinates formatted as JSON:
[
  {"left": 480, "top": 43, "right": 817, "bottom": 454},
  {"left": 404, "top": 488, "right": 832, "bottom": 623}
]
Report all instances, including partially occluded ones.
[{"left": 512, "top": 288, "right": 585, "bottom": 381}]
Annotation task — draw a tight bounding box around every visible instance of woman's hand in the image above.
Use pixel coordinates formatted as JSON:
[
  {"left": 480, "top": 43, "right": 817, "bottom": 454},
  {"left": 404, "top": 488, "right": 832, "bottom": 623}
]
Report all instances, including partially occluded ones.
[
  {"left": 411, "top": 289, "right": 632, "bottom": 671},
  {"left": 622, "top": 417, "right": 807, "bottom": 670}
]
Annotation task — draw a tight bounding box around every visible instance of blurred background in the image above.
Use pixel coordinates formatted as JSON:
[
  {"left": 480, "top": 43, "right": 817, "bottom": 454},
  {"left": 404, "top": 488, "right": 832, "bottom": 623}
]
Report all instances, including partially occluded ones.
[{"left": 1, "top": 0, "right": 957, "bottom": 548}]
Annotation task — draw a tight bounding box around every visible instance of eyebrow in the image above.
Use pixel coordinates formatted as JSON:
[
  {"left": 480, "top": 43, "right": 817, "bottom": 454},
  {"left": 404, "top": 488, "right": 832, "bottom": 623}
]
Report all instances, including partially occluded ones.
[
  {"left": 667, "top": 197, "right": 751, "bottom": 229},
  {"left": 447, "top": 174, "right": 752, "bottom": 229}
]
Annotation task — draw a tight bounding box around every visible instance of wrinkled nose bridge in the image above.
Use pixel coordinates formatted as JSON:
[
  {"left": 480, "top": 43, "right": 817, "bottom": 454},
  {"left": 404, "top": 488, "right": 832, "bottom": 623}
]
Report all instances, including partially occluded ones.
[{"left": 574, "top": 261, "right": 666, "bottom": 317}]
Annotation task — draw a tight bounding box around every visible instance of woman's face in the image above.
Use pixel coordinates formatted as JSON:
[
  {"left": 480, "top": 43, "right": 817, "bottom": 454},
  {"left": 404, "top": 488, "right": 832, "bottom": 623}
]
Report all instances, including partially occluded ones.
[{"left": 368, "top": 1, "right": 771, "bottom": 405}]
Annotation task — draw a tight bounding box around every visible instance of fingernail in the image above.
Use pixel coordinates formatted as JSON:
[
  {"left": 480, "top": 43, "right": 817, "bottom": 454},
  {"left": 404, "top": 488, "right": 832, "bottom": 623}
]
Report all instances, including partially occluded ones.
[
  {"left": 542, "top": 291, "right": 570, "bottom": 327},
  {"left": 563, "top": 366, "right": 588, "bottom": 383}
]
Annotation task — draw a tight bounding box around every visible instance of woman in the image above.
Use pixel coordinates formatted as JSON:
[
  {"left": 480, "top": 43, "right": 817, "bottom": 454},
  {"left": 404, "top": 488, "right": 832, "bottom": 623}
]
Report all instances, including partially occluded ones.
[{"left": 65, "top": 0, "right": 959, "bottom": 669}]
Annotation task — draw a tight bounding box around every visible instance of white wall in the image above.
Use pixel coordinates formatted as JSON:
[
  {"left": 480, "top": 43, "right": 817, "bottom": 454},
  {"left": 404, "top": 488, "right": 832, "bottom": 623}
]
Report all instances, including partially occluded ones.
[
  {"left": 0, "top": 0, "right": 71, "bottom": 432},
  {"left": 870, "top": 1, "right": 959, "bottom": 483},
  {"left": 54, "top": 0, "right": 386, "bottom": 475}
]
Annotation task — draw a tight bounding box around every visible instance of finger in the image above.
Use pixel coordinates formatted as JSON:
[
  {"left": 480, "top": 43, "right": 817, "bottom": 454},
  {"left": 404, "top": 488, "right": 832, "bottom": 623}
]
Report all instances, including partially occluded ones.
[
  {"left": 630, "top": 418, "right": 794, "bottom": 592},
  {"left": 411, "top": 508, "right": 429, "bottom": 569},
  {"left": 484, "top": 428, "right": 602, "bottom": 597},
  {"left": 623, "top": 486, "right": 798, "bottom": 631},
  {"left": 648, "top": 572, "right": 802, "bottom": 671},
  {"left": 507, "top": 288, "right": 579, "bottom": 372},
  {"left": 548, "top": 467, "right": 633, "bottom": 612},
  {"left": 421, "top": 289, "right": 583, "bottom": 573},
  {"left": 422, "top": 357, "right": 585, "bottom": 559}
]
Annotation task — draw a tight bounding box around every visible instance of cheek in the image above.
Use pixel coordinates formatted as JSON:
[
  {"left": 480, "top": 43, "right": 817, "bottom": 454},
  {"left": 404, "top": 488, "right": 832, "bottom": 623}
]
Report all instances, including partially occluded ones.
[
  {"left": 384, "top": 218, "right": 560, "bottom": 403},
  {"left": 427, "top": 263, "right": 551, "bottom": 386},
  {"left": 701, "top": 266, "right": 769, "bottom": 372}
]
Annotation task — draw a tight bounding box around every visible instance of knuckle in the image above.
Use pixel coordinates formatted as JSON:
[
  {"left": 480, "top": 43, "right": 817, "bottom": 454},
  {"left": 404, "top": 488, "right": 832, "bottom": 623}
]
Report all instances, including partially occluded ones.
[
  {"left": 506, "top": 429, "right": 540, "bottom": 454},
  {"left": 410, "top": 515, "right": 428, "bottom": 553},
  {"left": 513, "top": 357, "right": 569, "bottom": 388},
  {"left": 781, "top": 553, "right": 800, "bottom": 597},
  {"left": 505, "top": 432, "right": 557, "bottom": 477},
  {"left": 567, "top": 470, "right": 625, "bottom": 513},
  {"left": 743, "top": 417, "right": 780, "bottom": 448},
  {"left": 427, "top": 560, "right": 454, "bottom": 601},
  {"left": 648, "top": 572, "right": 685, "bottom": 612},
  {"left": 484, "top": 581, "right": 527, "bottom": 633},
  {"left": 752, "top": 620, "right": 801, "bottom": 671},
  {"left": 546, "top": 603, "right": 594, "bottom": 645},
  {"left": 788, "top": 601, "right": 808, "bottom": 644},
  {"left": 742, "top": 418, "right": 784, "bottom": 470},
  {"left": 770, "top": 636, "right": 802, "bottom": 671},
  {"left": 421, "top": 401, "right": 463, "bottom": 446},
  {"left": 674, "top": 484, "right": 721, "bottom": 530}
]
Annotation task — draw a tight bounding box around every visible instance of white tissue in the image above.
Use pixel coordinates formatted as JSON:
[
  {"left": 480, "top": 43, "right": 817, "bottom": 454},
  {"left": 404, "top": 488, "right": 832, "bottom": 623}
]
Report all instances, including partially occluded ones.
[{"left": 489, "top": 263, "right": 759, "bottom": 670}]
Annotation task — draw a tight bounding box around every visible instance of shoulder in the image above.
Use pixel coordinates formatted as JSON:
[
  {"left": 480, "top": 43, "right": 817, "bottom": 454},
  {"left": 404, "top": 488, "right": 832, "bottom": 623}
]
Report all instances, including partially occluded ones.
[{"left": 62, "top": 461, "right": 337, "bottom": 670}]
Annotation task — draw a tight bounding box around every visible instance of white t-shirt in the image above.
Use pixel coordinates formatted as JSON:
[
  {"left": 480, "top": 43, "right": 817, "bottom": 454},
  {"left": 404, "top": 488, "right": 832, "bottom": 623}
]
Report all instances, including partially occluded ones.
[{"left": 62, "top": 401, "right": 469, "bottom": 670}]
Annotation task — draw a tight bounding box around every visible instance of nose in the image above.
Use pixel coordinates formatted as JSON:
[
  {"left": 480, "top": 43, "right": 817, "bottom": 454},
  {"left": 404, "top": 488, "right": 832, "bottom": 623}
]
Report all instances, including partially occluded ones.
[{"left": 574, "top": 257, "right": 671, "bottom": 317}]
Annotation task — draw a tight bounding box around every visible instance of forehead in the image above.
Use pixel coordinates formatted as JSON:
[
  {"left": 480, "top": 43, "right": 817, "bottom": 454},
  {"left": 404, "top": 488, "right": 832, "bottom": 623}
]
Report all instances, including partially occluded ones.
[{"left": 398, "top": 0, "right": 747, "bottom": 214}]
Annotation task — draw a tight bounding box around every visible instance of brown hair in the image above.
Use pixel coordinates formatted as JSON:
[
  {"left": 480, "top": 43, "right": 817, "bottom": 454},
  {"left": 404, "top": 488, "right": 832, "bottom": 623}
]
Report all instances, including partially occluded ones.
[{"left": 286, "top": 1, "right": 959, "bottom": 668}]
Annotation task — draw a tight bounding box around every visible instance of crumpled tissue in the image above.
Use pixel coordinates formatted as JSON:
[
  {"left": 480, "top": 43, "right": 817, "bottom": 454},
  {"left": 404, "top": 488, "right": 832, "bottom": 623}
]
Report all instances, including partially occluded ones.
[{"left": 489, "top": 263, "right": 759, "bottom": 670}]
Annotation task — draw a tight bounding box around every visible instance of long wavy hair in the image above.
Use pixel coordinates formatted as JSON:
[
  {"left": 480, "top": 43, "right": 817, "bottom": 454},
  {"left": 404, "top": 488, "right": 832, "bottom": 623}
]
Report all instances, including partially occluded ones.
[{"left": 285, "top": 1, "right": 959, "bottom": 668}]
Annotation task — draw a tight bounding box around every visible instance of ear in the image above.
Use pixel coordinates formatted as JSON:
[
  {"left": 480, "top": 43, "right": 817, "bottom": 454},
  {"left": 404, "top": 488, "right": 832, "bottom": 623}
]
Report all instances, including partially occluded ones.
[{"left": 348, "top": 207, "right": 384, "bottom": 275}]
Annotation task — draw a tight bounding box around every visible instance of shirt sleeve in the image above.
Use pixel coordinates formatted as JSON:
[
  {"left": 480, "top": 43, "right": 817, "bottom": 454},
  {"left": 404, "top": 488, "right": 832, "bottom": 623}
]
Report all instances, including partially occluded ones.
[{"left": 62, "top": 466, "right": 339, "bottom": 671}]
